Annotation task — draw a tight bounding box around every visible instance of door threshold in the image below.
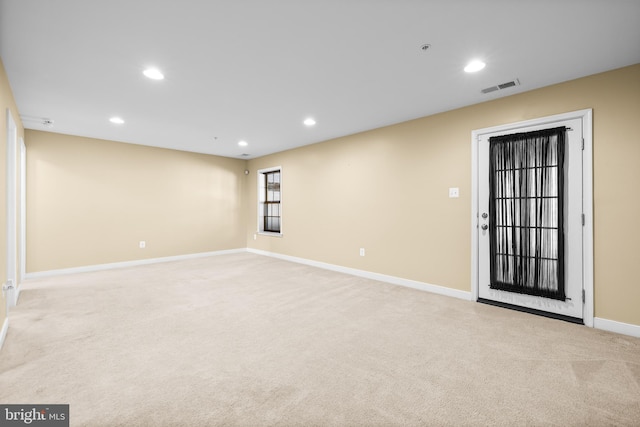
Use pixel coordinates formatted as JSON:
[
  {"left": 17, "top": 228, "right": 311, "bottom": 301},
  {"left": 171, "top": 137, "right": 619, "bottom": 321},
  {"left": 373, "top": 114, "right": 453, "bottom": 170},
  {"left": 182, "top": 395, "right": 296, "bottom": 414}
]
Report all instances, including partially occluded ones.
[{"left": 478, "top": 298, "right": 584, "bottom": 325}]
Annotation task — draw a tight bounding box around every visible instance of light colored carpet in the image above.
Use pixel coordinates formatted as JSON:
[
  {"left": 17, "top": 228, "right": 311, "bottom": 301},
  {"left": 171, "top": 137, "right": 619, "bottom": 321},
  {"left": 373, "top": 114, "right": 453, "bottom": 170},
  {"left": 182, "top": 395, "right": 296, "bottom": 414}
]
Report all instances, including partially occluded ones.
[{"left": 1, "top": 252, "right": 639, "bottom": 426}]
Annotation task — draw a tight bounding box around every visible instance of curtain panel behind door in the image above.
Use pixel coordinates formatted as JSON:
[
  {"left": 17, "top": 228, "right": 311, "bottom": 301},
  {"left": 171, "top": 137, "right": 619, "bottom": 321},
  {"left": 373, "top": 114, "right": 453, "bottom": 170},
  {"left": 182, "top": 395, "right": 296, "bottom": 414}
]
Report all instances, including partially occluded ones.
[{"left": 488, "top": 127, "right": 566, "bottom": 301}]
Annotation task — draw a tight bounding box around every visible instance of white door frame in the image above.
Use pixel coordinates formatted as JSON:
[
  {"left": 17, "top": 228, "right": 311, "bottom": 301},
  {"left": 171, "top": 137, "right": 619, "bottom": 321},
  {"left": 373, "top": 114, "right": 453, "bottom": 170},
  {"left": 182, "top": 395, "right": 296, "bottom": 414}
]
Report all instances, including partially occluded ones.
[
  {"left": 471, "top": 109, "right": 594, "bottom": 327},
  {"left": 19, "top": 138, "right": 26, "bottom": 302},
  {"left": 5, "top": 109, "right": 18, "bottom": 308}
]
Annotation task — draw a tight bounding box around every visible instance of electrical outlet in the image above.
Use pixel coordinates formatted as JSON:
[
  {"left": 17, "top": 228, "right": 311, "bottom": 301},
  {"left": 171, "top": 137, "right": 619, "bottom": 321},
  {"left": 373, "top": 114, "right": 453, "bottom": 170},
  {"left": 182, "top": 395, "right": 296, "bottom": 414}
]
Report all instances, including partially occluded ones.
[
  {"left": 449, "top": 187, "right": 459, "bottom": 198},
  {"left": 359, "top": 248, "right": 365, "bottom": 256},
  {"left": 139, "top": 241, "right": 146, "bottom": 249}
]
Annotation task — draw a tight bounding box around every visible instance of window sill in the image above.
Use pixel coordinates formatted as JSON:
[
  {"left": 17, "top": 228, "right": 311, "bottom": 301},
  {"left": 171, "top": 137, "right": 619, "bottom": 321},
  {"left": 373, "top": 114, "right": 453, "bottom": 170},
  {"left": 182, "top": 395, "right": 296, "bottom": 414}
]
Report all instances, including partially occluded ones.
[{"left": 258, "top": 231, "right": 283, "bottom": 238}]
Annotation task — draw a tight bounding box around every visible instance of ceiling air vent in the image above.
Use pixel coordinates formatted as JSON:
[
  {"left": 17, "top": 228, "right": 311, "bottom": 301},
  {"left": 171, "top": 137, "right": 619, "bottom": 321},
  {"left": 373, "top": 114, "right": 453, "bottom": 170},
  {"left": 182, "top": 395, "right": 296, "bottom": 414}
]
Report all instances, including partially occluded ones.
[{"left": 481, "top": 79, "right": 520, "bottom": 94}]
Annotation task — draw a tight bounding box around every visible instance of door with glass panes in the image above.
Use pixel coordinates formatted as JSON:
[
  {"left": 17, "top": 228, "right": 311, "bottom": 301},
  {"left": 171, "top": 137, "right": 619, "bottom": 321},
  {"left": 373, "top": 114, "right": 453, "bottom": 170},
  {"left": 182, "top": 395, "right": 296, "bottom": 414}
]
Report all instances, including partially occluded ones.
[{"left": 477, "top": 117, "right": 583, "bottom": 320}]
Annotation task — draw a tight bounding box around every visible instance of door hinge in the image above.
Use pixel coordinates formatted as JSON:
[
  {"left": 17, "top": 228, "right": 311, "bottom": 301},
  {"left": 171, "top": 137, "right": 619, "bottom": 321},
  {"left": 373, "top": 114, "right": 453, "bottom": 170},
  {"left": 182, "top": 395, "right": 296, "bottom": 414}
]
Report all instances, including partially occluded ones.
[
  {"left": 582, "top": 289, "right": 586, "bottom": 304},
  {"left": 582, "top": 138, "right": 585, "bottom": 150},
  {"left": 582, "top": 214, "right": 585, "bottom": 226}
]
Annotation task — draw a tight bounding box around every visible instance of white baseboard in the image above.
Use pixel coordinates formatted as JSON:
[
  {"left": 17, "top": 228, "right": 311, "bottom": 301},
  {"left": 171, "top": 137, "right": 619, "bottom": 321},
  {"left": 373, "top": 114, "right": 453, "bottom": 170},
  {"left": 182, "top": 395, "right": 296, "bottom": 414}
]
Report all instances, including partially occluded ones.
[
  {"left": 594, "top": 317, "right": 640, "bottom": 338},
  {"left": 23, "top": 249, "right": 247, "bottom": 280},
  {"left": 247, "top": 248, "right": 473, "bottom": 301},
  {"left": 0, "top": 317, "right": 8, "bottom": 352}
]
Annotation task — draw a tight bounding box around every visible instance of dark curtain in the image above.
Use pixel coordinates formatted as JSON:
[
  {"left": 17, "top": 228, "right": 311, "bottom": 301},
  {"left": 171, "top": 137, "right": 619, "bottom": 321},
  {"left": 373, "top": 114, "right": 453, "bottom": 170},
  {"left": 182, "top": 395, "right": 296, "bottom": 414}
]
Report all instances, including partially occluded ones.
[{"left": 488, "top": 127, "right": 566, "bottom": 301}]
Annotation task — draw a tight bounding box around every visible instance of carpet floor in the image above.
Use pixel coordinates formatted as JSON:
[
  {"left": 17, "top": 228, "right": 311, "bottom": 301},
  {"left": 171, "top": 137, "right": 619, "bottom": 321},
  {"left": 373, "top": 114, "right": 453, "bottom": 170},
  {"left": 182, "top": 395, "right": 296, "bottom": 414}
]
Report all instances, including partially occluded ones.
[{"left": 1, "top": 252, "right": 639, "bottom": 426}]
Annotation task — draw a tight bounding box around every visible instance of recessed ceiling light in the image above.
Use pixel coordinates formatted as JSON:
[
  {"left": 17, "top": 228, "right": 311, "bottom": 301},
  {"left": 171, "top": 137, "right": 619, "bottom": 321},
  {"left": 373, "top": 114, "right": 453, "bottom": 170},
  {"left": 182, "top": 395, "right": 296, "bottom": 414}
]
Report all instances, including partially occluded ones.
[
  {"left": 238, "top": 140, "right": 248, "bottom": 147},
  {"left": 464, "top": 60, "right": 486, "bottom": 73},
  {"left": 109, "top": 117, "right": 125, "bottom": 124},
  {"left": 143, "top": 68, "right": 164, "bottom": 80},
  {"left": 303, "top": 118, "right": 316, "bottom": 126}
]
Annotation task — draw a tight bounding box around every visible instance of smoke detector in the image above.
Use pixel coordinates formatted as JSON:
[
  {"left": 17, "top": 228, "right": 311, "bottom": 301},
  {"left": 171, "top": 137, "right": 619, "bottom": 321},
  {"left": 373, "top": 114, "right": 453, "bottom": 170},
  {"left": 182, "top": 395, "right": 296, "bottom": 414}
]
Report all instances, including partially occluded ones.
[{"left": 20, "top": 115, "right": 55, "bottom": 127}]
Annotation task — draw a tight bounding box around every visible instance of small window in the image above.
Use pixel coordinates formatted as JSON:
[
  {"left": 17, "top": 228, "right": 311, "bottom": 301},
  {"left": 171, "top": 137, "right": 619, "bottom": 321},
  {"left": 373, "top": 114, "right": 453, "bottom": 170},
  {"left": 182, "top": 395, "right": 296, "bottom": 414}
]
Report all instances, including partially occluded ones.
[{"left": 258, "top": 167, "right": 282, "bottom": 235}]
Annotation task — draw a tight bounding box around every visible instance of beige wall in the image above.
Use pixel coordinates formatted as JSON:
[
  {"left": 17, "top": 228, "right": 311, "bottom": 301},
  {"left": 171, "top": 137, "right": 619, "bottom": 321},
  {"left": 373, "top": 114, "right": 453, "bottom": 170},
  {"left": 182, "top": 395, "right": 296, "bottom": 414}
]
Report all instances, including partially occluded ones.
[
  {"left": 247, "top": 64, "right": 640, "bottom": 327},
  {"left": 26, "top": 131, "right": 248, "bottom": 272},
  {"left": 0, "top": 58, "right": 24, "bottom": 322}
]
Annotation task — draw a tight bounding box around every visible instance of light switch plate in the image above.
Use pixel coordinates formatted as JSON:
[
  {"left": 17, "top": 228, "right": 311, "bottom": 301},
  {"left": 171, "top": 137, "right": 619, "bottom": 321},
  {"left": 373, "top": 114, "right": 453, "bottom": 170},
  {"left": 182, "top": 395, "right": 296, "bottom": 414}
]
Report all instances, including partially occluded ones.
[{"left": 449, "top": 187, "right": 459, "bottom": 198}]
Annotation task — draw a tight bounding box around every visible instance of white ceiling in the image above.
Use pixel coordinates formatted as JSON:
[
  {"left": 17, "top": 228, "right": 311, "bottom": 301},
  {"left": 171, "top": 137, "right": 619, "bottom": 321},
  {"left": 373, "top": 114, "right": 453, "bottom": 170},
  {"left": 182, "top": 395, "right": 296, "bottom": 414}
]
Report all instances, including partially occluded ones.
[{"left": 1, "top": 0, "right": 639, "bottom": 159}]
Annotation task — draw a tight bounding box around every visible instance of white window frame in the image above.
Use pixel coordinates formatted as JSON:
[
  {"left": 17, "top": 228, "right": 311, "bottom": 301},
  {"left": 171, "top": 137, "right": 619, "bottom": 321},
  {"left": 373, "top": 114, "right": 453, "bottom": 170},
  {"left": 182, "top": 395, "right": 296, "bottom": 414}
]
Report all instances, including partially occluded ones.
[{"left": 257, "top": 166, "right": 283, "bottom": 236}]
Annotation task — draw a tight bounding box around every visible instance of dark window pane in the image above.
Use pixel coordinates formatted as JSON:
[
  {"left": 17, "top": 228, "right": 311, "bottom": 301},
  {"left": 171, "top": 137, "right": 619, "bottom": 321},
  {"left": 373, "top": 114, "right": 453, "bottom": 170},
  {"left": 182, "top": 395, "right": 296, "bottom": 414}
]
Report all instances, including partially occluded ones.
[{"left": 262, "top": 170, "right": 281, "bottom": 233}]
